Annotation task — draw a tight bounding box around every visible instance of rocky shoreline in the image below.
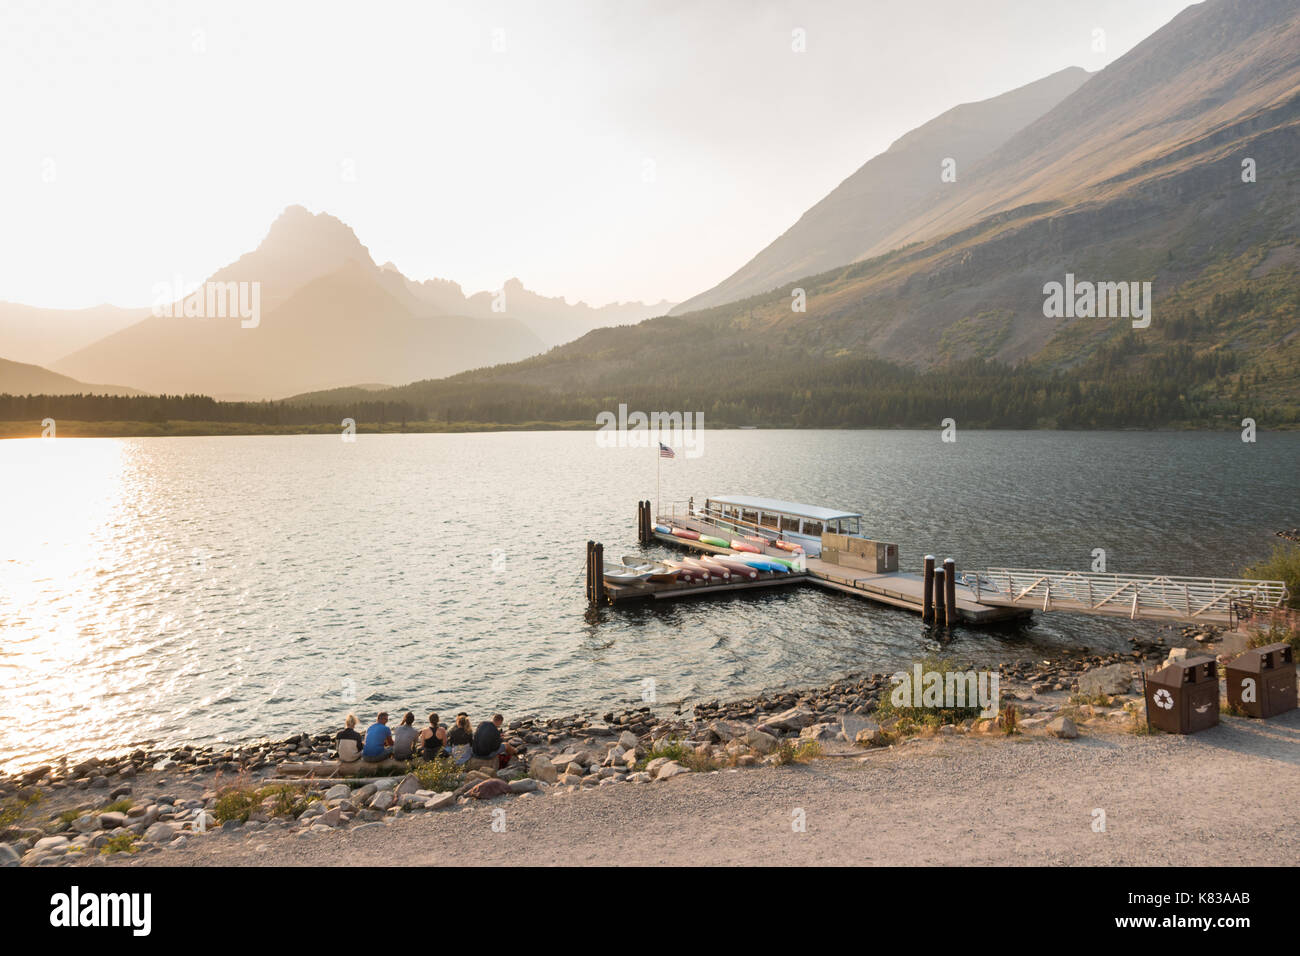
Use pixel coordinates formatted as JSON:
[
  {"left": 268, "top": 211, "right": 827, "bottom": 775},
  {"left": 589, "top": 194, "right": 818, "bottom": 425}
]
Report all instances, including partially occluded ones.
[{"left": 0, "top": 625, "right": 1228, "bottom": 868}]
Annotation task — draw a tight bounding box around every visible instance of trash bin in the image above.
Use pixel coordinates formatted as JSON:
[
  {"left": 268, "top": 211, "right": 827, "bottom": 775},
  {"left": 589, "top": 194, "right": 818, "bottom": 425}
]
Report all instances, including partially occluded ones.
[
  {"left": 1144, "top": 657, "right": 1219, "bottom": 734},
  {"left": 1225, "top": 642, "right": 1297, "bottom": 719}
]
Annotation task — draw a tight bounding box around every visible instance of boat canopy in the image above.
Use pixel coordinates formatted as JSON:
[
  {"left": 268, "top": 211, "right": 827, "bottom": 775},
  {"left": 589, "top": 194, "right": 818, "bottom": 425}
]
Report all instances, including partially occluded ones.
[{"left": 705, "top": 495, "right": 860, "bottom": 523}]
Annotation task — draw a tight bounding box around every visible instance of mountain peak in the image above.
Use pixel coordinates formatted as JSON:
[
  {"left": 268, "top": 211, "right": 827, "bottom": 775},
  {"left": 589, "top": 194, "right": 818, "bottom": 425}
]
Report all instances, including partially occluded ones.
[{"left": 260, "top": 205, "right": 372, "bottom": 261}]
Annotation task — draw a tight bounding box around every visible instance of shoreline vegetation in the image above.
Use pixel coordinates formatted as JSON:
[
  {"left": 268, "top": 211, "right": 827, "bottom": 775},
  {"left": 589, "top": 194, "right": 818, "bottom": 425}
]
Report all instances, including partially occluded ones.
[
  {"left": 3, "top": 418, "right": 1298, "bottom": 439},
  {"left": 4, "top": 619, "right": 1293, "bottom": 868}
]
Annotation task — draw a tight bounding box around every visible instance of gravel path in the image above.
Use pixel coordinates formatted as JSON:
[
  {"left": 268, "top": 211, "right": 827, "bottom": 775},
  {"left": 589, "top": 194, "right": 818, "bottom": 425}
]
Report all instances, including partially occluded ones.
[{"left": 118, "top": 710, "right": 1299, "bottom": 866}]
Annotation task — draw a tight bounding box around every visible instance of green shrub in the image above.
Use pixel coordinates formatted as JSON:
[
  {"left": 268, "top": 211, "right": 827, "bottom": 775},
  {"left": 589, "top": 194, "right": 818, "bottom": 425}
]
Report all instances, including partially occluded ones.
[
  {"left": 411, "top": 758, "right": 463, "bottom": 793},
  {"left": 101, "top": 832, "right": 139, "bottom": 855},
  {"left": 212, "top": 787, "right": 260, "bottom": 824},
  {"left": 1246, "top": 619, "right": 1299, "bottom": 655},
  {"left": 1244, "top": 544, "right": 1300, "bottom": 609},
  {"left": 102, "top": 798, "right": 133, "bottom": 814},
  {"left": 876, "top": 657, "right": 989, "bottom": 726},
  {"left": 0, "top": 790, "right": 43, "bottom": 828},
  {"left": 772, "top": 739, "right": 822, "bottom": 765},
  {"left": 634, "top": 737, "right": 691, "bottom": 771},
  {"left": 259, "top": 785, "right": 316, "bottom": 819}
]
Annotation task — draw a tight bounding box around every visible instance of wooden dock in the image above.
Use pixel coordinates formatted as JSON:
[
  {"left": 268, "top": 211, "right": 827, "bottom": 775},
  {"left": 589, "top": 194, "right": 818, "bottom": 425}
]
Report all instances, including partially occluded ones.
[
  {"left": 803, "top": 557, "right": 1027, "bottom": 624},
  {"left": 637, "top": 529, "right": 1023, "bottom": 622}
]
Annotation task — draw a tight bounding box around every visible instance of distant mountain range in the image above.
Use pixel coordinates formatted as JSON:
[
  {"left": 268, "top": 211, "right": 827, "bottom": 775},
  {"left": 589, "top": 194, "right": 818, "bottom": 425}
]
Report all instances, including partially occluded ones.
[
  {"left": 2, "top": 206, "right": 671, "bottom": 399},
  {"left": 292, "top": 0, "right": 1300, "bottom": 426}
]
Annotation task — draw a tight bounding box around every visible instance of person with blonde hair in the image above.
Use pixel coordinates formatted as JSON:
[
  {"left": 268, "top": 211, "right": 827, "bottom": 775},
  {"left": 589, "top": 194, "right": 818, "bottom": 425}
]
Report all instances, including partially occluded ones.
[
  {"left": 335, "top": 713, "right": 364, "bottom": 762},
  {"left": 446, "top": 713, "right": 474, "bottom": 765}
]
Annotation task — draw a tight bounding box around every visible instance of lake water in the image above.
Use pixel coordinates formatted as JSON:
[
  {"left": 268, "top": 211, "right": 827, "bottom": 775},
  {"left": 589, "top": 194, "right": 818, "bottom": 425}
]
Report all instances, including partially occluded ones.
[{"left": 1, "top": 429, "right": 1295, "bottom": 773}]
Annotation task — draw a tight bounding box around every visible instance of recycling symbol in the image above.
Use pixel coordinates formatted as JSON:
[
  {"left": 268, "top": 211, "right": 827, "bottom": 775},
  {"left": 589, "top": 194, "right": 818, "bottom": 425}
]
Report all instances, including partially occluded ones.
[{"left": 1153, "top": 688, "right": 1174, "bottom": 710}]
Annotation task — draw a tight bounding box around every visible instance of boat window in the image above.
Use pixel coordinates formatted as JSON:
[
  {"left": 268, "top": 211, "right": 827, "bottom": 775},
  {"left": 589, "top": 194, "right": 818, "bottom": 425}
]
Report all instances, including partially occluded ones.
[
  {"left": 802, "top": 520, "right": 823, "bottom": 536},
  {"left": 741, "top": 509, "right": 758, "bottom": 525},
  {"left": 780, "top": 514, "right": 800, "bottom": 532},
  {"left": 848, "top": 517, "right": 861, "bottom": 535},
  {"left": 759, "top": 512, "right": 779, "bottom": 529}
]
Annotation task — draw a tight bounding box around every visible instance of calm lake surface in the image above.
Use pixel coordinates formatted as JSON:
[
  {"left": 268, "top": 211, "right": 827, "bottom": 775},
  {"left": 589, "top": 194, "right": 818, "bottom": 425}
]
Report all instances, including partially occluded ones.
[{"left": 1, "top": 429, "right": 1296, "bottom": 772}]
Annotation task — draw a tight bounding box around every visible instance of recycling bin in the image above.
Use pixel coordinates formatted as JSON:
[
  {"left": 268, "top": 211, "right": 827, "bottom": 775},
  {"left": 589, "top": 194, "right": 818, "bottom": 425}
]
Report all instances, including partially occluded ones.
[
  {"left": 1225, "top": 642, "right": 1297, "bottom": 718},
  {"left": 1144, "top": 657, "right": 1219, "bottom": 734}
]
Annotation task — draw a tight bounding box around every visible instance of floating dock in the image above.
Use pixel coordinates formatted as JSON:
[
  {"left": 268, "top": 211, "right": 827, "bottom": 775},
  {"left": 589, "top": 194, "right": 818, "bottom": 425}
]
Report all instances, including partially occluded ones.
[{"left": 586, "top": 498, "right": 1288, "bottom": 628}]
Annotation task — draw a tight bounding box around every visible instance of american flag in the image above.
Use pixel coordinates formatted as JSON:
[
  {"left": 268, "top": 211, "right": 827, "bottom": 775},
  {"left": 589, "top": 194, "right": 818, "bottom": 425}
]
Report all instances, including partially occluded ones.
[{"left": 658, "top": 442, "right": 675, "bottom": 459}]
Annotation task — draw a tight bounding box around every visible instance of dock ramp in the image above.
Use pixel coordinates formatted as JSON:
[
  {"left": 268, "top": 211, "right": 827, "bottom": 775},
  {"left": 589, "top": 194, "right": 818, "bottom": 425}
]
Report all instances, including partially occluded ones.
[{"left": 970, "top": 569, "right": 1289, "bottom": 626}]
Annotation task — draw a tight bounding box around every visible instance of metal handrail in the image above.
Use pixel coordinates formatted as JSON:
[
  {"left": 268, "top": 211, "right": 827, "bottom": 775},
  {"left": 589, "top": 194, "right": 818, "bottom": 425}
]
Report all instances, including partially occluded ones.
[{"left": 974, "top": 568, "right": 1289, "bottom": 622}]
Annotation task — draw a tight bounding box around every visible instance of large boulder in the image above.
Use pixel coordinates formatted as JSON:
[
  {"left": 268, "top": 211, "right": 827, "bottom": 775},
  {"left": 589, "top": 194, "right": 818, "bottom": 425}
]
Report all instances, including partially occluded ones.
[
  {"left": 394, "top": 775, "right": 421, "bottom": 796},
  {"left": 325, "top": 783, "right": 352, "bottom": 801},
  {"left": 618, "top": 730, "right": 640, "bottom": 751},
  {"left": 369, "top": 791, "right": 396, "bottom": 811},
  {"left": 707, "top": 720, "right": 749, "bottom": 742},
  {"left": 744, "top": 729, "right": 779, "bottom": 754},
  {"left": 508, "top": 778, "right": 539, "bottom": 794},
  {"left": 764, "top": 706, "right": 815, "bottom": 732},
  {"left": 527, "top": 754, "right": 558, "bottom": 783},
  {"left": 144, "top": 822, "right": 176, "bottom": 844},
  {"left": 655, "top": 761, "right": 689, "bottom": 780},
  {"left": 465, "top": 779, "right": 511, "bottom": 800},
  {"left": 643, "top": 757, "right": 671, "bottom": 777},
  {"left": 1046, "top": 716, "right": 1079, "bottom": 739},
  {"left": 1077, "top": 663, "right": 1134, "bottom": 697}
]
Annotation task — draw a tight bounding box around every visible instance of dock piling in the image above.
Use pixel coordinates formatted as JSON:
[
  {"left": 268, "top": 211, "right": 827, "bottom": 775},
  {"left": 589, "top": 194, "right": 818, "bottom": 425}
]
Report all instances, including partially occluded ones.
[
  {"left": 943, "top": 558, "right": 957, "bottom": 627},
  {"left": 593, "top": 542, "right": 606, "bottom": 605},
  {"left": 933, "top": 566, "right": 946, "bottom": 626},
  {"left": 922, "top": 555, "right": 935, "bottom": 623}
]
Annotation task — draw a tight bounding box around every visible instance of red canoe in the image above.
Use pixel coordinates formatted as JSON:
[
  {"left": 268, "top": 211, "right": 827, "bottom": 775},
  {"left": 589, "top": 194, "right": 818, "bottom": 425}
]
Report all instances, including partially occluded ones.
[{"left": 671, "top": 527, "right": 701, "bottom": 540}]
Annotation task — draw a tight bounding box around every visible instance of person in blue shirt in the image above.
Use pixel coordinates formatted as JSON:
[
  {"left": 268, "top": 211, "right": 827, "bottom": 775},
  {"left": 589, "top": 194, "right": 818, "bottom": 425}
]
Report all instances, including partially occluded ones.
[{"left": 362, "top": 711, "right": 394, "bottom": 762}]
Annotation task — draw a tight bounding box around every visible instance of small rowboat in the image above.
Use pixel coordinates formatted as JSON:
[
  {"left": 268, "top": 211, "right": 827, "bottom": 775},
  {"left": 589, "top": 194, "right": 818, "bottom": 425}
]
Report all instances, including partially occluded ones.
[
  {"left": 620, "top": 557, "right": 680, "bottom": 583},
  {"left": 653, "top": 524, "right": 672, "bottom": 535},
  {"left": 701, "top": 555, "right": 758, "bottom": 580},
  {"left": 773, "top": 540, "right": 803, "bottom": 553},
  {"left": 671, "top": 527, "right": 701, "bottom": 541},
  {"left": 685, "top": 556, "right": 728, "bottom": 580},
  {"left": 602, "top": 561, "right": 655, "bottom": 585},
  {"left": 730, "top": 539, "right": 762, "bottom": 553},
  {"left": 699, "top": 534, "right": 730, "bottom": 548}
]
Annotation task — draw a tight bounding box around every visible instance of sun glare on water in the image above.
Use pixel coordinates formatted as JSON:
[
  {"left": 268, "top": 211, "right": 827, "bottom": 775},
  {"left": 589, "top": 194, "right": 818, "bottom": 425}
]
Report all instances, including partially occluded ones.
[{"left": 0, "top": 438, "right": 177, "bottom": 771}]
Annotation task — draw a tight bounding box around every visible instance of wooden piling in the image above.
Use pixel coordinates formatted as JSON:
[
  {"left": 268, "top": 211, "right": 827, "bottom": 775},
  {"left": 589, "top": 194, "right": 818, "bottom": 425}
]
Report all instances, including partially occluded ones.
[
  {"left": 586, "top": 540, "right": 598, "bottom": 604},
  {"left": 593, "top": 542, "right": 605, "bottom": 605},
  {"left": 922, "top": 555, "right": 935, "bottom": 623},
  {"left": 943, "top": 558, "right": 957, "bottom": 627},
  {"left": 933, "top": 566, "right": 946, "bottom": 626}
]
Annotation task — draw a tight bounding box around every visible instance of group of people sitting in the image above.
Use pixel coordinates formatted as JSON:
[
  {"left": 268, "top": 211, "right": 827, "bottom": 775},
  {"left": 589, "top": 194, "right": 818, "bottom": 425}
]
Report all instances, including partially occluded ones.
[{"left": 335, "top": 711, "right": 517, "bottom": 769}]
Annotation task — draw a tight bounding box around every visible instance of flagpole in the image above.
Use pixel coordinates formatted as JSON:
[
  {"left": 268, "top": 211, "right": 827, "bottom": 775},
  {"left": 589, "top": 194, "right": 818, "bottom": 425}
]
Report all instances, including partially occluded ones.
[{"left": 656, "top": 428, "right": 661, "bottom": 521}]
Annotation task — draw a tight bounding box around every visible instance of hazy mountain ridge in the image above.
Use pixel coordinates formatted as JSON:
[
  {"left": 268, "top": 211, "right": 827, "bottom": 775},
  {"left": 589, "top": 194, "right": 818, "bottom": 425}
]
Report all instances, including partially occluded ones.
[
  {"left": 0, "top": 302, "right": 148, "bottom": 367},
  {"left": 41, "top": 207, "right": 670, "bottom": 399},
  {"left": 0, "top": 356, "right": 141, "bottom": 397},
  {"left": 671, "top": 66, "right": 1092, "bottom": 314}
]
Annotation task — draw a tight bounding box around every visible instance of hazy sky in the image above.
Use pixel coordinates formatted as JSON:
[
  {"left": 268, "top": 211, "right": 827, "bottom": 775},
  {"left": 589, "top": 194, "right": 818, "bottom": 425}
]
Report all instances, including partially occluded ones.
[{"left": 1, "top": 0, "right": 1195, "bottom": 310}]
